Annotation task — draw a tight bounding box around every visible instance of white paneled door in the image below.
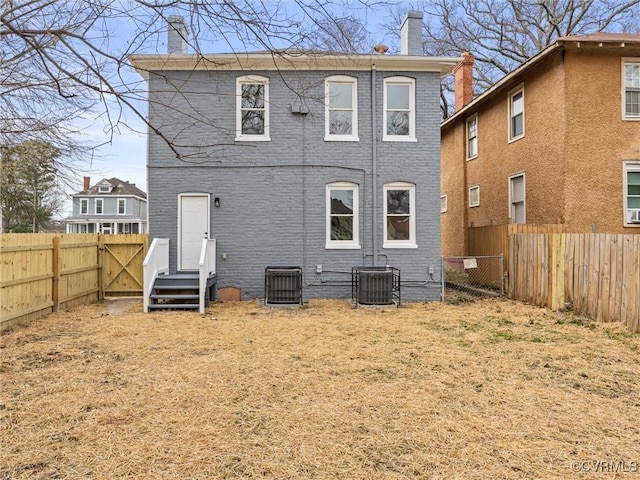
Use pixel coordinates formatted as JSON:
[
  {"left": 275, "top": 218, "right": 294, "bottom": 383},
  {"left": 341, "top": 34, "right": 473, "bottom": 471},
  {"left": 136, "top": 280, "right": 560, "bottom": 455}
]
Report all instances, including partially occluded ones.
[{"left": 179, "top": 194, "right": 209, "bottom": 270}]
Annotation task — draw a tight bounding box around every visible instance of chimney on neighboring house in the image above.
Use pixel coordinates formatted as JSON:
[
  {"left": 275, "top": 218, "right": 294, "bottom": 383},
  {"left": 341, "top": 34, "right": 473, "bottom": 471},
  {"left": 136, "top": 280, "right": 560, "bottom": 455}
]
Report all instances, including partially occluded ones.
[
  {"left": 454, "top": 52, "right": 475, "bottom": 111},
  {"left": 168, "top": 15, "right": 189, "bottom": 54},
  {"left": 83, "top": 176, "right": 90, "bottom": 191},
  {"left": 400, "top": 11, "right": 424, "bottom": 55}
]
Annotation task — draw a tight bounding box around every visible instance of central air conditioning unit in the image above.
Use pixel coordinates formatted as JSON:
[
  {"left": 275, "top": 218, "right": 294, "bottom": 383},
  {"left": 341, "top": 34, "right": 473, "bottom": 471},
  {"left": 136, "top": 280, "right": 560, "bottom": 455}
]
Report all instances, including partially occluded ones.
[
  {"left": 264, "top": 267, "right": 303, "bottom": 305},
  {"left": 352, "top": 267, "right": 400, "bottom": 306}
]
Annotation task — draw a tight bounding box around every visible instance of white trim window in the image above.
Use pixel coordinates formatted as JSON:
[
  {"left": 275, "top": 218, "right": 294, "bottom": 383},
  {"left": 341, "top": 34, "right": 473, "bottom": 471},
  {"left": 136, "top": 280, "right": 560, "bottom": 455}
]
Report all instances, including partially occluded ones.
[
  {"left": 440, "top": 195, "right": 448, "bottom": 213},
  {"left": 117, "top": 198, "right": 126, "bottom": 215},
  {"left": 509, "top": 173, "right": 526, "bottom": 224},
  {"left": 624, "top": 162, "right": 640, "bottom": 226},
  {"left": 384, "top": 182, "right": 416, "bottom": 248},
  {"left": 326, "top": 182, "right": 359, "bottom": 249},
  {"left": 469, "top": 185, "right": 480, "bottom": 207},
  {"left": 466, "top": 114, "right": 478, "bottom": 159},
  {"left": 95, "top": 198, "right": 103, "bottom": 215},
  {"left": 509, "top": 86, "right": 524, "bottom": 141},
  {"left": 80, "top": 198, "right": 88, "bottom": 215},
  {"left": 325, "top": 76, "right": 358, "bottom": 141},
  {"left": 623, "top": 60, "right": 640, "bottom": 120},
  {"left": 236, "top": 75, "right": 270, "bottom": 141},
  {"left": 383, "top": 77, "right": 416, "bottom": 142}
]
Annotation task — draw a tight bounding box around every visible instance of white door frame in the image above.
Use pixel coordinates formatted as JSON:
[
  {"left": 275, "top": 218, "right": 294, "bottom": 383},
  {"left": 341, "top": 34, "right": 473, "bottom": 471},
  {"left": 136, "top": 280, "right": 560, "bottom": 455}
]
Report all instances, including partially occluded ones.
[{"left": 178, "top": 193, "right": 210, "bottom": 271}]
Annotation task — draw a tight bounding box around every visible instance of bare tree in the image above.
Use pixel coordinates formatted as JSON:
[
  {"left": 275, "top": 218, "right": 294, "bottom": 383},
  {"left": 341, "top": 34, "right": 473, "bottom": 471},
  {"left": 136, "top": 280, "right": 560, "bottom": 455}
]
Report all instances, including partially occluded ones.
[
  {"left": 1, "top": 0, "right": 388, "bottom": 163},
  {"left": 383, "top": 0, "right": 640, "bottom": 115}
]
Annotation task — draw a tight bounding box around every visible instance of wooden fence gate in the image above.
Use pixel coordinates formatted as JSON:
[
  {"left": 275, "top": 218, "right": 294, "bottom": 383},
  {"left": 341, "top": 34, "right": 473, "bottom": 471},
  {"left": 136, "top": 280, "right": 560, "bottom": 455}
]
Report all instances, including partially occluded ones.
[{"left": 1, "top": 233, "right": 148, "bottom": 329}]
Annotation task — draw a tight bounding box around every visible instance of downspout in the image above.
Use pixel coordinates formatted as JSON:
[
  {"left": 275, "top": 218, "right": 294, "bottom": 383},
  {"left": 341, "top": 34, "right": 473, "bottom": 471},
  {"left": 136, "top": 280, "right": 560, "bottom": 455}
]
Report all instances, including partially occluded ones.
[{"left": 372, "top": 63, "right": 378, "bottom": 267}]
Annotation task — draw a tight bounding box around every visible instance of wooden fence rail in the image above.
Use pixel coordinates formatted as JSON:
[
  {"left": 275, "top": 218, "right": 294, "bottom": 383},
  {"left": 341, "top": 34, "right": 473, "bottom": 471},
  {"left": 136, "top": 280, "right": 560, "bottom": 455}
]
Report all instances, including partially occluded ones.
[
  {"left": 509, "top": 233, "right": 640, "bottom": 333},
  {"left": 1, "top": 233, "right": 147, "bottom": 330}
]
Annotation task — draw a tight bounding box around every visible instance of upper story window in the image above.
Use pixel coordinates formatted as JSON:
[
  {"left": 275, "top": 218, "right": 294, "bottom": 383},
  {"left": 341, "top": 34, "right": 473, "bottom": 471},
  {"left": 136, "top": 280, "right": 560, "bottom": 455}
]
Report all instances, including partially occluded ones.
[
  {"left": 466, "top": 114, "right": 478, "bottom": 159},
  {"left": 80, "top": 198, "right": 88, "bottom": 215},
  {"left": 509, "top": 173, "right": 526, "bottom": 224},
  {"left": 469, "top": 185, "right": 480, "bottom": 207},
  {"left": 325, "top": 76, "right": 359, "bottom": 141},
  {"left": 509, "top": 86, "right": 524, "bottom": 141},
  {"left": 624, "top": 162, "right": 640, "bottom": 226},
  {"left": 95, "top": 198, "right": 103, "bottom": 215},
  {"left": 236, "top": 75, "right": 270, "bottom": 141},
  {"left": 384, "top": 182, "right": 416, "bottom": 248},
  {"left": 117, "top": 198, "right": 126, "bottom": 215},
  {"left": 383, "top": 77, "right": 416, "bottom": 142},
  {"left": 623, "top": 60, "right": 640, "bottom": 120},
  {"left": 326, "top": 182, "right": 360, "bottom": 249}
]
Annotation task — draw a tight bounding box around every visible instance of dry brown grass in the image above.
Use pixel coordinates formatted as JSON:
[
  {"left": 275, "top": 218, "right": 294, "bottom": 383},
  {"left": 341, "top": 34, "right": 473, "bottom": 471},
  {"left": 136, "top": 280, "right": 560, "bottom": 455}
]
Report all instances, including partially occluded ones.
[{"left": 1, "top": 298, "right": 639, "bottom": 479}]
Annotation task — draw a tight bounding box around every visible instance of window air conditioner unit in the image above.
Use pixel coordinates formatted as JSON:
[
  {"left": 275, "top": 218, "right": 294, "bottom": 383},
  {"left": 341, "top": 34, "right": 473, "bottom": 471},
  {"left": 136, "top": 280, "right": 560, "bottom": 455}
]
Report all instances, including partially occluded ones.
[
  {"left": 352, "top": 267, "right": 400, "bottom": 306},
  {"left": 265, "top": 267, "right": 303, "bottom": 305},
  {"left": 630, "top": 210, "right": 640, "bottom": 224}
]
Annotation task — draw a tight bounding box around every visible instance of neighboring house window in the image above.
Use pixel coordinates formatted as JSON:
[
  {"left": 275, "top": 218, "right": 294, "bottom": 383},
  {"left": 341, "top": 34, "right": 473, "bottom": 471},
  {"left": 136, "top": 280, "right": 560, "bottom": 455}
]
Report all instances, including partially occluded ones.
[
  {"left": 384, "top": 182, "right": 416, "bottom": 248},
  {"left": 99, "top": 185, "right": 110, "bottom": 193},
  {"left": 326, "top": 182, "right": 359, "bottom": 249},
  {"left": 325, "top": 76, "right": 358, "bottom": 141},
  {"left": 100, "top": 223, "right": 113, "bottom": 234},
  {"left": 79, "top": 224, "right": 87, "bottom": 233},
  {"left": 509, "top": 173, "right": 526, "bottom": 223},
  {"left": 623, "top": 60, "right": 640, "bottom": 120},
  {"left": 383, "top": 77, "right": 416, "bottom": 141},
  {"left": 236, "top": 75, "right": 270, "bottom": 141},
  {"left": 440, "top": 195, "right": 448, "bottom": 213},
  {"left": 624, "top": 162, "right": 640, "bottom": 226},
  {"left": 509, "top": 86, "right": 524, "bottom": 141},
  {"left": 118, "top": 198, "right": 126, "bottom": 215},
  {"left": 469, "top": 185, "right": 480, "bottom": 207},
  {"left": 80, "top": 199, "right": 88, "bottom": 215},
  {"left": 95, "top": 199, "right": 103, "bottom": 215},
  {"left": 466, "top": 114, "right": 478, "bottom": 159}
]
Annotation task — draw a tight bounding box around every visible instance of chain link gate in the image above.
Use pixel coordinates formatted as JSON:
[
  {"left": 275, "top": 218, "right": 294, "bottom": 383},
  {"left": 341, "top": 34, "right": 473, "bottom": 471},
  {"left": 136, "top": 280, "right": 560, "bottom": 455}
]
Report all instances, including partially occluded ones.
[{"left": 441, "top": 255, "right": 504, "bottom": 303}]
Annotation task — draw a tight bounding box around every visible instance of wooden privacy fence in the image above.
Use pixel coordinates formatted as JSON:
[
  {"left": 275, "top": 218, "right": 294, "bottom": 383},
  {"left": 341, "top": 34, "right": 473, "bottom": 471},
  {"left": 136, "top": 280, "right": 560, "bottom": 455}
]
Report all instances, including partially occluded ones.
[
  {"left": 0, "top": 233, "right": 148, "bottom": 329},
  {"left": 509, "top": 233, "right": 640, "bottom": 332}
]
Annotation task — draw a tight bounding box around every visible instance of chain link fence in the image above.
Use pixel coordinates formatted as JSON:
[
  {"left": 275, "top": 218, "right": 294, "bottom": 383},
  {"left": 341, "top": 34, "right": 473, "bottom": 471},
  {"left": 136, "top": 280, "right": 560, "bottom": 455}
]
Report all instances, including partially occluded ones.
[{"left": 441, "top": 255, "right": 504, "bottom": 303}]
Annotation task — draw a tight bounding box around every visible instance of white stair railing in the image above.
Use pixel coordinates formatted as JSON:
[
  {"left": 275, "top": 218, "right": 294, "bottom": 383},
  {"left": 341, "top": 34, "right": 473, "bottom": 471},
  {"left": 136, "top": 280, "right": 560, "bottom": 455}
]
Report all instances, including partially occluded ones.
[
  {"left": 143, "top": 238, "right": 169, "bottom": 312},
  {"left": 198, "top": 238, "right": 217, "bottom": 313}
]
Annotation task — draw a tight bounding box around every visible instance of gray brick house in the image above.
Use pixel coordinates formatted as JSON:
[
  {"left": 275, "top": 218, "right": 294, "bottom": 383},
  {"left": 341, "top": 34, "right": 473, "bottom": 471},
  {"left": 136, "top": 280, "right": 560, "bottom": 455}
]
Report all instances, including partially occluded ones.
[{"left": 131, "top": 12, "right": 460, "bottom": 308}]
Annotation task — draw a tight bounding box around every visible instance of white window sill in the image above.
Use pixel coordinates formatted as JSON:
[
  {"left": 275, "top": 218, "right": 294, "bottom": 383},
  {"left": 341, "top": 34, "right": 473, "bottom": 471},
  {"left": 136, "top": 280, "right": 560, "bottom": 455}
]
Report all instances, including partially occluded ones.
[
  {"left": 235, "top": 136, "right": 271, "bottom": 142},
  {"left": 622, "top": 116, "right": 640, "bottom": 121},
  {"left": 623, "top": 223, "right": 640, "bottom": 227},
  {"left": 508, "top": 134, "right": 524, "bottom": 144},
  {"left": 325, "top": 244, "right": 361, "bottom": 250},
  {"left": 383, "top": 242, "right": 418, "bottom": 249},
  {"left": 324, "top": 136, "right": 360, "bottom": 142},
  {"left": 466, "top": 155, "right": 478, "bottom": 161},
  {"left": 382, "top": 136, "right": 417, "bottom": 143}
]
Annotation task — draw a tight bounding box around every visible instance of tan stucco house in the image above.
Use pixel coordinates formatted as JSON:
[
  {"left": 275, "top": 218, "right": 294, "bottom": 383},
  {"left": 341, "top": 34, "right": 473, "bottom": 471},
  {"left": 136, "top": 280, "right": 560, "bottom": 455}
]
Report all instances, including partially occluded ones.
[{"left": 441, "top": 33, "right": 640, "bottom": 256}]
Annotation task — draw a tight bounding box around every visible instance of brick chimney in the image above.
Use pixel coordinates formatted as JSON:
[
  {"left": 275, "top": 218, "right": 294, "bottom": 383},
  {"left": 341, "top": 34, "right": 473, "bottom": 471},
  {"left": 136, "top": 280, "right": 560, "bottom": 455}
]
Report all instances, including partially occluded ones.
[
  {"left": 400, "top": 11, "right": 424, "bottom": 55},
  {"left": 168, "top": 16, "right": 189, "bottom": 54},
  {"left": 454, "top": 52, "right": 475, "bottom": 111},
  {"left": 83, "top": 176, "right": 90, "bottom": 191}
]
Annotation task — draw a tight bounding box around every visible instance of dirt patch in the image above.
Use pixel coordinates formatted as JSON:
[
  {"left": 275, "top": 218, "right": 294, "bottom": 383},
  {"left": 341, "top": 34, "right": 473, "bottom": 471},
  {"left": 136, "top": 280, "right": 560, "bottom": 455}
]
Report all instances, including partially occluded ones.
[{"left": 1, "top": 298, "right": 638, "bottom": 479}]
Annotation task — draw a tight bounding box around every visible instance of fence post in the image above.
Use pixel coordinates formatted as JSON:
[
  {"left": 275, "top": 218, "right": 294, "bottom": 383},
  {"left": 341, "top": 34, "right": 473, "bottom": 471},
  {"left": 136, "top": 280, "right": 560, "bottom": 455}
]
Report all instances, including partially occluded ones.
[
  {"left": 499, "top": 253, "right": 504, "bottom": 296},
  {"left": 440, "top": 256, "right": 445, "bottom": 301},
  {"left": 52, "top": 236, "right": 60, "bottom": 312},
  {"left": 98, "top": 234, "right": 104, "bottom": 301}
]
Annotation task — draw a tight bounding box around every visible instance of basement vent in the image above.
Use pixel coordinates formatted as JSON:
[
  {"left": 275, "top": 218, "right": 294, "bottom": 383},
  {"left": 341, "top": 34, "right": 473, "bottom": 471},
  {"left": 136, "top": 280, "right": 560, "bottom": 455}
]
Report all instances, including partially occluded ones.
[
  {"left": 352, "top": 267, "right": 400, "bottom": 306},
  {"left": 265, "top": 267, "right": 303, "bottom": 305}
]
